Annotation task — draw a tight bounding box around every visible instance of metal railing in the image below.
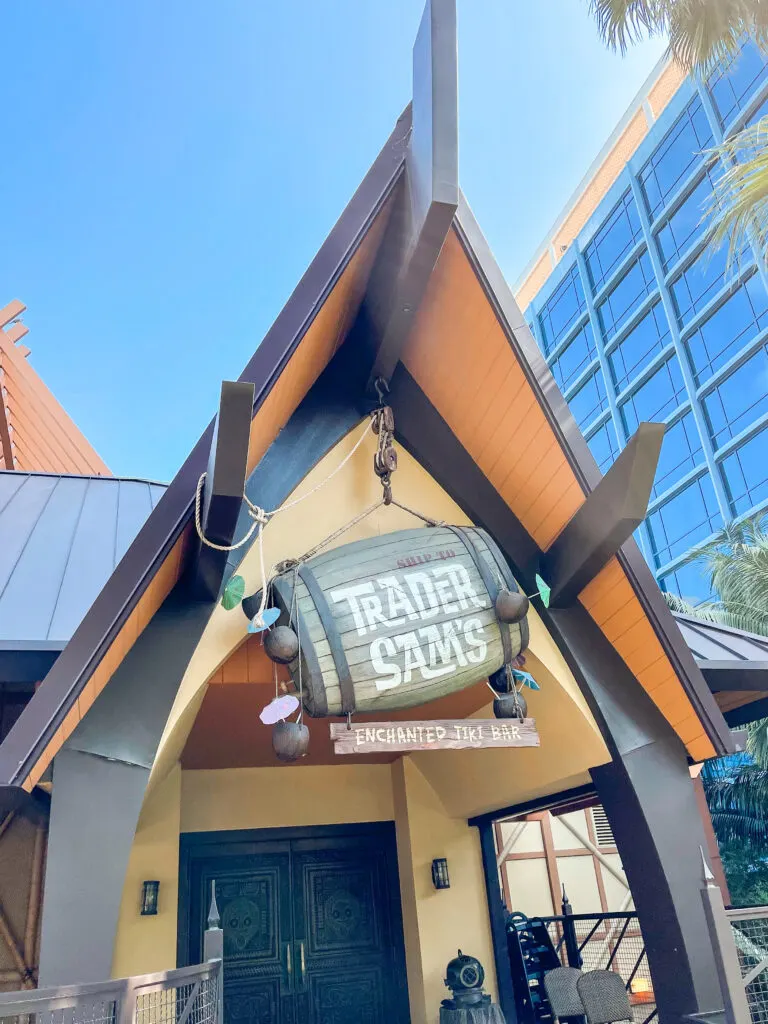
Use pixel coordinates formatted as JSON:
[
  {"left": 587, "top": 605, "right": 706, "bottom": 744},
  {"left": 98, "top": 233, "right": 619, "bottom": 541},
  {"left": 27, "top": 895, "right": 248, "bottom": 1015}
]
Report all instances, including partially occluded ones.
[
  {"left": 508, "top": 910, "right": 655, "bottom": 1024},
  {"left": 0, "top": 960, "right": 222, "bottom": 1024},
  {"left": 727, "top": 905, "right": 768, "bottom": 1024}
]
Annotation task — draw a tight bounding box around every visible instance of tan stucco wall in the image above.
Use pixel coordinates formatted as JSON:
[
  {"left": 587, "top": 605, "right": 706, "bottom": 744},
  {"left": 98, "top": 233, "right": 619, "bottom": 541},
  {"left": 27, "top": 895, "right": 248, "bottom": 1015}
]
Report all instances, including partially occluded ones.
[
  {"left": 180, "top": 763, "right": 394, "bottom": 832},
  {"left": 114, "top": 758, "right": 498, "bottom": 1024},
  {"left": 392, "top": 757, "right": 498, "bottom": 1024},
  {"left": 112, "top": 765, "right": 181, "bottom": 978},
  {"left": 113, "top": 418, "right": 610, "bottom": 1009}
]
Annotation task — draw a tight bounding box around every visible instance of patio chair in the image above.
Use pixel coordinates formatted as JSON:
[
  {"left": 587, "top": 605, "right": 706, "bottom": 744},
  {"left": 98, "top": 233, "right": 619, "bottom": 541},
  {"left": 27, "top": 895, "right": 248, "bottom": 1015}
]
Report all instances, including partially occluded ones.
[
  {"left": 543, "top": 966, "right": 585, "bottom": 1023},
  {"left": 577, "top": 970, "right": 633, "bottom": 1024}
]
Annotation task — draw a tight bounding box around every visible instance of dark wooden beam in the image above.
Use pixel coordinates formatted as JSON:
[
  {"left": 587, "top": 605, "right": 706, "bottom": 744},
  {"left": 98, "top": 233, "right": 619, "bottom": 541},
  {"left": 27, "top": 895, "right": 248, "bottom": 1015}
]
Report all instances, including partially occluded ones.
[
  {"left": 702, "top": 661, "right": 768, "bottom": 692},
  {"left": 540, "top": 422, "right": 665, "bottom": 607},
  {"left": 367, "top": 0, "right": 458, "bottom": 388},
  {"left": 189, "top": 380, "right": 255, "bottom": 600},
  {"left": 476, "top": 819, "right": 519, "bottom": 1023},
  {"left": 725, "top": 695, "right": 768, "bottom": 727}
]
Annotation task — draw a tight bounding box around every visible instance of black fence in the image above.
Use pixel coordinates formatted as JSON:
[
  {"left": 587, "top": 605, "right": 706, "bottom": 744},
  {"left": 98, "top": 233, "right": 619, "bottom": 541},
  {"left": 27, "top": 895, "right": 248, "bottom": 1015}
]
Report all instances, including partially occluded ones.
[{"left": 507, "top": 910, "right": 656, "bottom": 1024}]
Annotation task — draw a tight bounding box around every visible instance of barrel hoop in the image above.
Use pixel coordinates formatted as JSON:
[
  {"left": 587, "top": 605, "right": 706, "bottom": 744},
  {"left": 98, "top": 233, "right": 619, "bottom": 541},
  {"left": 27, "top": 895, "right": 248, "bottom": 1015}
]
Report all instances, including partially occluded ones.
[
  {"left": 445, "top": 526, "right": 512, "bottom": 665},
  {"left": 477, "top": 530, "right": 530, "bottom": 654},
  {"left": 273, "top": 576, "right": 328, "bottom": 717},
  {"left": 297, "top": 564, "right": 356, "bottom": 715}
]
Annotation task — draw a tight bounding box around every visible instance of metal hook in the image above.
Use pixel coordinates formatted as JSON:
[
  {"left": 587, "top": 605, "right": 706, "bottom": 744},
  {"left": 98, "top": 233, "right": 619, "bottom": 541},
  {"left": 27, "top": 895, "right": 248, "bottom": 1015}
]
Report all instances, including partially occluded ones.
[
  {"left": 346, "top": 712, "right": 353, "bottom": 731},
  {"left": 374, "top": 377, "right": 389, "bottom": 406}
]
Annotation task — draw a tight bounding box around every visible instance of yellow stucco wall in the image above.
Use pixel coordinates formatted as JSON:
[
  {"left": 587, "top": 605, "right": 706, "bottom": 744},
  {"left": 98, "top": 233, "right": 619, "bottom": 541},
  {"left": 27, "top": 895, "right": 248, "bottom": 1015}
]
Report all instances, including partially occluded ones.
[
  {"left": 112, "top": 419, "right": 610, "bottom": 1015},
  {"left": 393, "top": 757, "right": 498, "bottom": 1024},
  {"left": 112, "top": 765, "right": 181, "bottom": 978},
  {"left": 180, "top": 763, "right": 394, "bottom": 832},
  {"left": 114, "top": 758, "right": 499, "bottom": 1024}
]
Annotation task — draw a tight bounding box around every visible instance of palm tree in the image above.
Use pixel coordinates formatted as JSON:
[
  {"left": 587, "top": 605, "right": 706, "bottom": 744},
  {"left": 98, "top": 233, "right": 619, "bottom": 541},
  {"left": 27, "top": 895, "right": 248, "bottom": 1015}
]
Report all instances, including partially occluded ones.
[
  {"left": 665, "top": 512, "right": 768, "bottom": 845},
  {"left": 588, "top": 0, "right": 768, "bottom": 266}
]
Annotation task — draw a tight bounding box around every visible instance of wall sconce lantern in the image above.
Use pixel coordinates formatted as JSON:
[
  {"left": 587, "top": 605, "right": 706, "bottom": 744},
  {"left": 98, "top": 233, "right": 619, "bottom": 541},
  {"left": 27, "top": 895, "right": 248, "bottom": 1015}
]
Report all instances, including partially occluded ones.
[
  {"left": 141, "top": 880, "right": 160, "bottom": 916},
  {"left": 432, "top": 858, "right": 450, "bottom": 890}
]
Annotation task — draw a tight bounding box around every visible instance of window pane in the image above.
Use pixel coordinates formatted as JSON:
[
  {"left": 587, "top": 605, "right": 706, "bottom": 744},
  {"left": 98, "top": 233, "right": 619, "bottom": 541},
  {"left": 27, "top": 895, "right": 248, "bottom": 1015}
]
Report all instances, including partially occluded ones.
[
  {"left": 639, "top": 98, "right": 714, "bottom": 219},
  {"left": 597, "top": 252, "right": 656, "bottom": 340},
  {"left": 745, "top": 94, "right": 768, "bottom": 130},
  {"left": 652, "top": 411, "right": 704, "bottom": 499},
  {"left": 702, "top": 340, "right": 768, "bottom": 449},
  {"left": 538, "top": 265, "right": 586, "bottom": 354},
  {"left": 686, "top": 273, "right": 768, "bottom": 384},
  {"left": 584, "top": 191, "right": 643, "bottom": 290},
  {"left": 620, "top": 356, "right": 687, "bottom": 434},
  {"left": 708, "top": 40, "right": 768, "bottom": 128},
  {"left": 569, "top": 369, "right": 608, "bottom": 431},
  {"left": 656, "top": 168, "right": 719, "bottom": 272},
  {"left": 646, "top": 475, "right": 722, "bottom": 566},
  {"left": 587, "top": 421, "right": 620, "bottom": 473},
  {"left": 608, "top": 301, "right": 671, "bottom": 390},
  {"left": 658, "top": 561, "right": 715, "bottom": 604},
  {"left": 549, "top": 322, "right": 598, "bottom": 393},
  {"left": 721, "top": 424, "right": 768, "bottom": 514},
  {"left": 670, "top": 241, "right": 733, "bottom": 326}
]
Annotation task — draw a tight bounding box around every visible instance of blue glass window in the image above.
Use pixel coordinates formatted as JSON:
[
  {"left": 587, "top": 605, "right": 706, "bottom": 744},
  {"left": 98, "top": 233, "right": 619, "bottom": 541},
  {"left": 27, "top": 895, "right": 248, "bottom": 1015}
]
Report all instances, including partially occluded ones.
[
  {"left": 708, "top": 41, "right": 768, "bottom": 129},
  {"left": 686, "top": 272, "right": 768, "bottom": 384},
  {"left": 670, "top": 241, "right": 734, "bottom": 326},
  {"left": 569, "top": 369, "right": 608, "bottom": 431},
  {"left": 587, "top": 421, "right": 620, "bottom": 473},
  {"left": 597, "top": 252, "right": 656, "bottom": 340},
  {"left": 639, "top": 98, "right": 714, "bottom": 219},
  {"left": 658, "top": 560, "right": 715, "bottom": 604},
  {"left": 745, "top": 94, "right": 768, "bottom": 130},
  {"left": 538, "top": 265, "right": 586, "bottom": 354},
  {"left": 703, "top": 341, "right": 768, "bottom": 449},
  {"left": 656, "top": 168, "right": 719, "bottom": 272},
  {"left": 584, "top": 191, "right": 643, "bottom": 290},
  {"left": 721, "top": 424, "right": 768, "bottom": 514},
  {"left": 646, "top": 474, "right": 722, "bottom": 566},
  {"left": 651, "top": 412, "right": 704, "bottom": 499},
  {"left": 608, "top": 301, "right": 671, "bottom": 390},
  {"left": 620, "top": 356, "right": 687, "bottom": 434},
  {"left": 549, "top": 322, "right": 598, "bottom": 393}
]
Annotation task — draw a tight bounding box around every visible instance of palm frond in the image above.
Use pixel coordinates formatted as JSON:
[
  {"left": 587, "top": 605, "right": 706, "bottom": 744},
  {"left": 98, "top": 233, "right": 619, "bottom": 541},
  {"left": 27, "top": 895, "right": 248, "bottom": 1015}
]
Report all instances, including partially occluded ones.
[
  {"left": 589, "top": 0, "right": 768, "bottom": 68},
  {"left": 588, "top": 0, "right": 672, "bottom": 54},
  {"left": 707, "top": 118, "right": 768, "bottom": 269},
  {"left": 704, "top": 764, "right": 768, "bottom": 842}
]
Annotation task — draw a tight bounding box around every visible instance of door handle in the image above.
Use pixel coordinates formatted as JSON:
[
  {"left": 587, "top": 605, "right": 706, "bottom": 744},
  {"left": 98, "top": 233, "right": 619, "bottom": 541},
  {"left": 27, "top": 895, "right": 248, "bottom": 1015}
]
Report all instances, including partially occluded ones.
[
  {"left": 299, "top": 940, "right": 306, "bottom": 986},
  {"left": 281, "top": 942, "right": 292, "bottom": 994}
]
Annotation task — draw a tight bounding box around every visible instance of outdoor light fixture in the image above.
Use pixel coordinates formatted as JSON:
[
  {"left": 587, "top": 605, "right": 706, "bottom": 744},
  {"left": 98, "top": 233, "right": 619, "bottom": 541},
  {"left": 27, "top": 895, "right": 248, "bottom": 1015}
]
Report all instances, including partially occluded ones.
[
  {"left": 141, "top": 880, "right": 160, "bottom": 916},
  {"left": 432, "top": 858, "right": 450, "bottom": 890}
]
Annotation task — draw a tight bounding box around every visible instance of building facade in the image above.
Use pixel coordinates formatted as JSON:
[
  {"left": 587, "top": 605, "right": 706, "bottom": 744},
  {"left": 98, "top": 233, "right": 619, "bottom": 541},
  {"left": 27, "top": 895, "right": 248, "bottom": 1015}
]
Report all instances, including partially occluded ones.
[{"left": 516, "top": 42, "right": 768, "bottom": 603}]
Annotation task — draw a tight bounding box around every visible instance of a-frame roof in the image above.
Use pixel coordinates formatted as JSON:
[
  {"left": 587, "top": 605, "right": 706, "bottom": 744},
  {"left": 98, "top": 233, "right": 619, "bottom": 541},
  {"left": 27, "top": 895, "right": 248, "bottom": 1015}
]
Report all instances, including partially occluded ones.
[
  {"left": 0, "top": 303, "right": 109, "bottom": 476},
  {"left": 0, "top": 5, "right": 734, "bottom": 803}
]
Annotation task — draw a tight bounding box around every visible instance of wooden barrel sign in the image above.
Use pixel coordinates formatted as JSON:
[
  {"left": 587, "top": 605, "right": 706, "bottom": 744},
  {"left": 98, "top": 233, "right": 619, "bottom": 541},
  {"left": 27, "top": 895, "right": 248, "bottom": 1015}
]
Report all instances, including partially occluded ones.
[{"left": 266, "top": 526, "right": 529, "bottom": 717}]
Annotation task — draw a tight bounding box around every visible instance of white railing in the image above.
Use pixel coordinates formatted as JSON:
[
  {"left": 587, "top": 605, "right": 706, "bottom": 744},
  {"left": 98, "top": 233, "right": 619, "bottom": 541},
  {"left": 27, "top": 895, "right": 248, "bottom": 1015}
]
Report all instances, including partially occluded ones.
[
  {"left": 727, "top": 905, "right": 768, "bottom": 1024},
  {"left": 0, "top": 959, "right": 222, "bottom": 1024}
]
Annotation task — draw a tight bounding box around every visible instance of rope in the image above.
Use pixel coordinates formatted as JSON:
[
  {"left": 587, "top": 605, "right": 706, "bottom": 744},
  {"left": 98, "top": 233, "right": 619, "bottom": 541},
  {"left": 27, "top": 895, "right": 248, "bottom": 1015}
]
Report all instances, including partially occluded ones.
[{"left": 194, "top": 419, "right": 375, "bottom": 553}]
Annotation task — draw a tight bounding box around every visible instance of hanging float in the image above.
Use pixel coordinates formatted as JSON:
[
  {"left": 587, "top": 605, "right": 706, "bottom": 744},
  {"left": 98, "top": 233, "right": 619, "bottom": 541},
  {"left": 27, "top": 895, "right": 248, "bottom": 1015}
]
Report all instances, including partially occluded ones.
[{"left": 207, "top": 389, "right": 538, "bottom": 762}]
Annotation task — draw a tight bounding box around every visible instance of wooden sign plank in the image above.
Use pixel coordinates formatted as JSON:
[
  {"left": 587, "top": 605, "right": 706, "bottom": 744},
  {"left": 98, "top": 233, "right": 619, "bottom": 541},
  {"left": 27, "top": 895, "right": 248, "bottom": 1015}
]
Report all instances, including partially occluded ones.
[{"left": 330, "top": 718, "right": 539, "bottom": 754}]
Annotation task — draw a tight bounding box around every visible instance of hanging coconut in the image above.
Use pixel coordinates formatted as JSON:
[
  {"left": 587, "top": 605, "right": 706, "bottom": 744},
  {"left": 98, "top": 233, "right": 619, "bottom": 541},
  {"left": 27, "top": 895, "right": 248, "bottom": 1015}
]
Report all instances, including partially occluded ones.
[
  {"left": 488, "top": 664, "right": 513, "bottom": 694},
  {"left": 495, "top": 589, "right": 529, "bottom": 624},
  {"left": 493, "top": 690, "right": 527, "bottom": 722},
  {"left": 272, "top": 721, "right": 310, "bottom": 762},
  {"left": 264, "top": 625, "right": 300, "bottom": 665}
]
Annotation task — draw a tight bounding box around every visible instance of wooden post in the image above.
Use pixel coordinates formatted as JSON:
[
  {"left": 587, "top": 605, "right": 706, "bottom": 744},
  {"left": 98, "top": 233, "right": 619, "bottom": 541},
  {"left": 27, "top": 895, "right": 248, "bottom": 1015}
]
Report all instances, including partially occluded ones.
[
  {"left": 203, "top": 883, "right": 224, "bottom": 1024},
  {"left": 699, "top": 851, "right": 751, "bottom": 1024}
]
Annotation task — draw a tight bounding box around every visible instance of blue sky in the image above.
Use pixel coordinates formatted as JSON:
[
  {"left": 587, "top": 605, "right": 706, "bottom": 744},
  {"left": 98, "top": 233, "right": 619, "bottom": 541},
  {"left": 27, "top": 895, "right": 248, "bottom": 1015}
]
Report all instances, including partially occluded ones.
[{"left": 1, "top": 1, "right": 665, "bottom": 481}]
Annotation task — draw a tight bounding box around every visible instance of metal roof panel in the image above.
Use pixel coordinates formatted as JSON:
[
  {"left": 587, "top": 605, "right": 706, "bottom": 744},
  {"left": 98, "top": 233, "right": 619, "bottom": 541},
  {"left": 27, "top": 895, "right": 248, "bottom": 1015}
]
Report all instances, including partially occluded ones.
[{"left": 0, "top": 472, "right": 167, "bottom": 645}]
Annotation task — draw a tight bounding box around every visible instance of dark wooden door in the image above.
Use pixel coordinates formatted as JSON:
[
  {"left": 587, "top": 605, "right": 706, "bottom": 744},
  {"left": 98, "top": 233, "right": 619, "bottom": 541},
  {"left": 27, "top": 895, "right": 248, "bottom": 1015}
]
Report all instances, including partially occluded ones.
[{"left": 180, "top": 825, "right": 410, "bottom": 1024}]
